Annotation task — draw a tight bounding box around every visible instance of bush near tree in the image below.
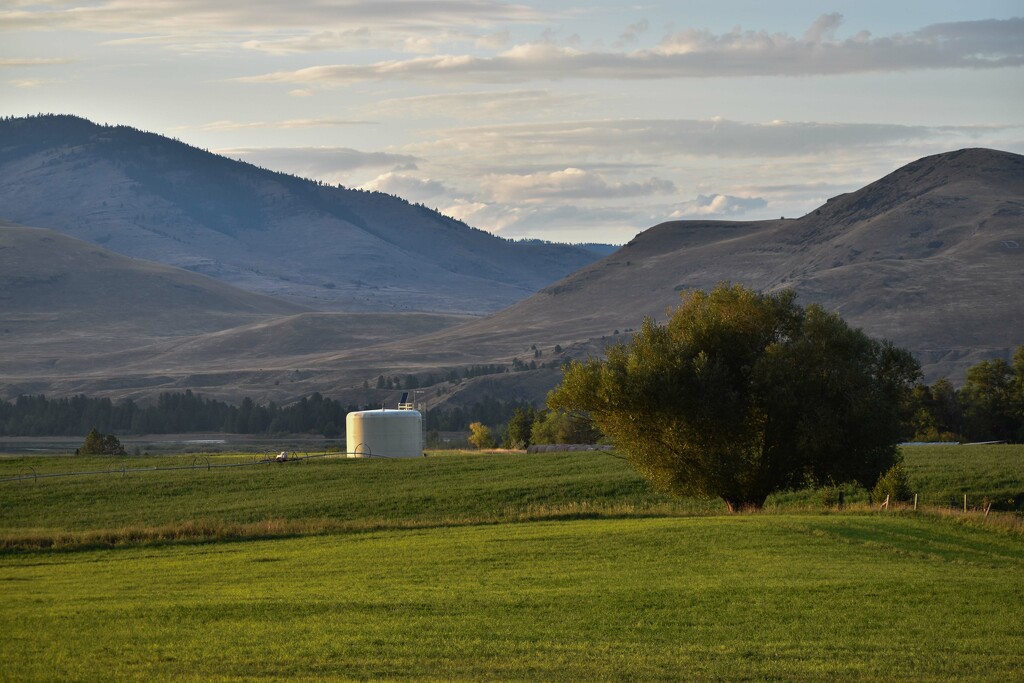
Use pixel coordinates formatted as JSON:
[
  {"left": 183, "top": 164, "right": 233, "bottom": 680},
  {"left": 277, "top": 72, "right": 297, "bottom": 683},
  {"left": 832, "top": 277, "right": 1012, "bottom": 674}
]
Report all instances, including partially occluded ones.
[{"left": 548, "top": 283, "right": 920, "bottom": 511}]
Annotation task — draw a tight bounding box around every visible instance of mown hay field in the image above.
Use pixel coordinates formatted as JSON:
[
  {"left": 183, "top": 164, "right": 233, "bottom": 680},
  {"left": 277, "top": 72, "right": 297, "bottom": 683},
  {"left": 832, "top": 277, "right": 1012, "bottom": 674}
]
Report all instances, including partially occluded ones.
[{"left": 1, "top": 445, "right": 1021, "bottom": 681}]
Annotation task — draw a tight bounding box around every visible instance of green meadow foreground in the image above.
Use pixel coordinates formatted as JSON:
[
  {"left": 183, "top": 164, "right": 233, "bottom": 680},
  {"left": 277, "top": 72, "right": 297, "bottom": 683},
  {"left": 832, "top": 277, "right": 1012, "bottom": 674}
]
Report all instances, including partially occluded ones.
[{"left": 1, "top": 447, "right": 1022, "bottom": 681}]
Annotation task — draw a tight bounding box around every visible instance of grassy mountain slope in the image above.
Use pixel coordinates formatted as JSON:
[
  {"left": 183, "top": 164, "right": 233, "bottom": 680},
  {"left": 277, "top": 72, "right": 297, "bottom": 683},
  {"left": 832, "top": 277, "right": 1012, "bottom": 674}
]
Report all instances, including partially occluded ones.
[
  {"left": 0, "top": 114, "right": 602, "bottom": 314},
  {"left": 0, "top": 223, "right": 467, "bottom": 401},
  {"left": 434, "top": 148, "right": 1023, "bottom": 384},
  {"left": 1, "top": 147, "right": 1020, "bottom": 405}
]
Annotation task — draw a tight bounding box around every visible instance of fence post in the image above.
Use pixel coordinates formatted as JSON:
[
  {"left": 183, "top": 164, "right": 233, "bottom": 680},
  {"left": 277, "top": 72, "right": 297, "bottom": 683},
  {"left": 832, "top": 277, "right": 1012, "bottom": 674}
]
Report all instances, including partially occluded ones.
[
  {"left": 964, "top": 494, "right": 968, "bottom": 513},
  {"left": 913, "top": 493, "right": 918, "bottom": 511}
]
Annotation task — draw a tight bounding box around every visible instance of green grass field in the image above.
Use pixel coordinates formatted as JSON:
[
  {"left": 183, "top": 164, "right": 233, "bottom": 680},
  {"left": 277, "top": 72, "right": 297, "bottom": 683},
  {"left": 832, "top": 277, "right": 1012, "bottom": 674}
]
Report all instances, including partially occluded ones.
[{"left": 1, "top": 446, "right": 1022, "bottom": 680}]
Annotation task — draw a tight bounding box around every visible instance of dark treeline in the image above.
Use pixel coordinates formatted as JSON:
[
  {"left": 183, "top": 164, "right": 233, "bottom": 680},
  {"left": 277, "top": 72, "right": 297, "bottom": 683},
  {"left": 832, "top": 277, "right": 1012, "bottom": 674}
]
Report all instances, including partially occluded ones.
[
  {"left": 0, "top": 390, "right": 536, "bottom": 438},
  {"left": 4, "top": 347, "right": 1019, "bottom": 442},
  {"left": 0, "top": 391, "right": 354, "bottom": 438}
]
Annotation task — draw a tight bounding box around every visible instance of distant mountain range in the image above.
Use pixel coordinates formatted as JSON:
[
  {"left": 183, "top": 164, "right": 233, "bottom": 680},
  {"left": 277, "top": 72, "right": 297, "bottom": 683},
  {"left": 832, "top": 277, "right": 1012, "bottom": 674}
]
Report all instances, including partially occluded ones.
[
  {"left": 1, "top": 113, "right": 1021, "bottom": 409},
  {"left": 0, "top": 115, "right": 605, "bottom": 315}
]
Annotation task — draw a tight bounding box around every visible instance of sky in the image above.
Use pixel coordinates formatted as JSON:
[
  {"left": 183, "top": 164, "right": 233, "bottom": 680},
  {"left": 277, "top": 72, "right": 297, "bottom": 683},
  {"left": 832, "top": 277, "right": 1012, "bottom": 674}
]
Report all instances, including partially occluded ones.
[{"left": 2, "top": 1, "right": 1022, "bottom": 244}]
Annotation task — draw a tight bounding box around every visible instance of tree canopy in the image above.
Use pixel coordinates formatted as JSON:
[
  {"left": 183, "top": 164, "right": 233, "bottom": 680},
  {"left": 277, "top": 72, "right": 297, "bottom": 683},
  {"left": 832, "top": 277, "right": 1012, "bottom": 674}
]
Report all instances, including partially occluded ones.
[
  {"left": 78, "top": 427, "right": 126, "bottom": 456},
  {"left": 548, "top": 283, "right": 920, "bottom": 511}
]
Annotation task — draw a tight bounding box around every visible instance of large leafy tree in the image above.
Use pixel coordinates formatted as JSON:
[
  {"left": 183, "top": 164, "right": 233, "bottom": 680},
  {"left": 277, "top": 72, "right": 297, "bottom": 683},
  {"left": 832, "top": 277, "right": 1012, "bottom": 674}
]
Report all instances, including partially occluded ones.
[{"left": 548, "top": 284, "right": 920, "bottom": 511}]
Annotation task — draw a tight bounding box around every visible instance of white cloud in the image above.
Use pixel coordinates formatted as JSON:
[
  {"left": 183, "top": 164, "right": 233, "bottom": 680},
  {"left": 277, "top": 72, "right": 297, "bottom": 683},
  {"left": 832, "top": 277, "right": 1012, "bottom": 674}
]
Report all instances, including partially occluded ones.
[
  {"left": 441, "top": 198, "right": 522, "bottom": 233},
  {"left": 475, "top": 29, "right": 511, "bottom": 50},
  {"left": 198, "top": 118, "right": 374, "bottom": 131},
  {"left": 481, "top": 167, "right": 676, "bottom": 202},
  {"left": 222, "top": 147, "right": 420, "bottom": 181},
  {"left": 359, "top": 172, "right": 450, "bottom": 201},
  {"left": 0, "top": 0, "right": 545, "bottom": 54},
  {"left": 407, "top": 118, "right": 949, "bottom": 163},
  {"left": 669, "top": 194, "right": 768, "bottom": 218},
  {"left": 9, "top": 78, "right": 49, "bottom": 88},
  {"left": 239, "top": 16, "right": 1024, "bottom": 85},
  {"left": 241, "top": 28, "right": 374, "bottom": 56},
  {"left": 366, "top": 89, "right": 586, "bottom": 121},
  {"left": 0, "top": 0, "right": 544, "bottom": 31},
  {"left": 0, "top": 57, "right": 72, "bottom": 67}
]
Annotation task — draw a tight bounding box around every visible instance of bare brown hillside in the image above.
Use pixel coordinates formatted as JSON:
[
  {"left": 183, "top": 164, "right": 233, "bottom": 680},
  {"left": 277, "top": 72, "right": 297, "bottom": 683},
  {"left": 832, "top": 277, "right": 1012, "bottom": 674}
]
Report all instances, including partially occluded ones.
[
  {"left": 0, "top": 115, "right": 603, "bottom": 315},
  {"left": 444, "top": 149, "right": 1024, "bottom": 383},
  {"left": 0, "top": 223, "right": 469, "bottom": 401},
  {"left": 1, "top": 148, "right": 1021, "bottom": 407}
]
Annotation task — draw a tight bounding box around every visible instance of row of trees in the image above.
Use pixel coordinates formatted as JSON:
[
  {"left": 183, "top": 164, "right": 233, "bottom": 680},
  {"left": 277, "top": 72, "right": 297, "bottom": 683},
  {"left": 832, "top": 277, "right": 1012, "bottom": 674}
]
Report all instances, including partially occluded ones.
[
  {"left": 0, "top": 391, "right": 357, "bottom": 438},
  {"left": 905, "top": 348, "right": 1024, "bottom": 443},
  {"left": 464, "top": 407, "right": 602, "bottom": 450},
  {"left": 0, "top": 390, "right": 541, "bottom": 439},
  {"left": 463, "top": 347, "right": 1024, "bottom": 449}
]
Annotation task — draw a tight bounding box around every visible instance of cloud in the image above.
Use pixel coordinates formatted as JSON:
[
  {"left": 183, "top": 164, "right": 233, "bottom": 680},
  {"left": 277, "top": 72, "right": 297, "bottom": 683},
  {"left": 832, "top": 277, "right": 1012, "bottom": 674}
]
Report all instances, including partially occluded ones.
[
  {"left": 407, "top": 118, "right": 946, "bottom": 163},
  {"left": 670, "top": 194, "right": 768, "bottom": 218},
  {"left": 222, "top": 147, "right": 420, "bottom": 179},
  {"left": 239, "top": 16, "right": 1024, "bottom": 85},
  {"left": 441, "top": 198, "right": 522, "bottom": 233},
  {"left": 0, "top": 57, "right": 72, "bottom": 68},
  {"left": 616, "top": 19, "right": 650, "bottom": 47},
  {"left": 0, "top": 0, "right": 545, "bottom": 54},
  {"left": 475, "top": 29, "right": 511, "bottom": 50},
  {"left": 480, "top": 167, "right": 676, "bottom": 202},
  {"left": 802, "top": 12, "right": 843, "bottom": 44},
  {"left": 366, "top": 89, "right": 585, "bottom": 120},
  {"left": 463, "top": 201, "right": 673, "bottom": 240},
  {"left": 9, "top": 78, "right": 51, "bottom": 88},
  {"left": 359, "top": 172, "right": 450, "bottom": 201},
  {"left": 198, "top": 118, "right": 374, "bottom": 131},
  {"left": 240, "top": 28, "right": 375, "bottom": 55}
]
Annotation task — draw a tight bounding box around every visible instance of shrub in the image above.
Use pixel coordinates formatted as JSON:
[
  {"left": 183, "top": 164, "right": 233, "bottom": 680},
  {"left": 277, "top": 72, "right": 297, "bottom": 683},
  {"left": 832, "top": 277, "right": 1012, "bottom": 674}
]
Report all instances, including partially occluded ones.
[{"left": 872, "top": 463, "right": 912, "bottom": 503}]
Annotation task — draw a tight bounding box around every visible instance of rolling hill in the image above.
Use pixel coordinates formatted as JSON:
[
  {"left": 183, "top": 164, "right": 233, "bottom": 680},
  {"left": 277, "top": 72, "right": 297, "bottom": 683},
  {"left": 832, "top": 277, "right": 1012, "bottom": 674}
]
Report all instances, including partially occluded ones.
[
  {"left": 0, "top": 223, "right": 468, "bottom": 400},
  {"left": 1, "top": 145, "right": 1021, "bottom": 408},
  {"left": 423, "top": 148, "right": 1023, "bottom": 394},
  {"left": 0, "top": 114, "right": 603, "bottom": 315}
]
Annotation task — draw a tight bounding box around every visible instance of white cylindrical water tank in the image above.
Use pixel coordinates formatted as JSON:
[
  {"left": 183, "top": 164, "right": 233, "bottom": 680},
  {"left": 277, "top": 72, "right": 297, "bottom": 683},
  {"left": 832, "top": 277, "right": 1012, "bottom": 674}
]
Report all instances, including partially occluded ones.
[{"left": 345, "top": 409, "right": 423, "bottom": 458}]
